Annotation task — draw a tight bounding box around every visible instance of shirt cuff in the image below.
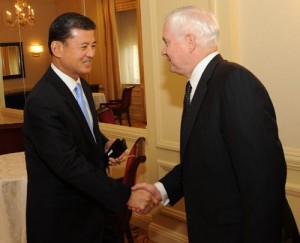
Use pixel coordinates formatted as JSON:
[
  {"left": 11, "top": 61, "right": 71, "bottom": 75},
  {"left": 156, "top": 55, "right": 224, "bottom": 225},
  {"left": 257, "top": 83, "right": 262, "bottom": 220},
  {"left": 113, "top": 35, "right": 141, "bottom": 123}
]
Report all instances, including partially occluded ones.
[{"left": 154, "top": 182, "right": 170, "bottom": 206}]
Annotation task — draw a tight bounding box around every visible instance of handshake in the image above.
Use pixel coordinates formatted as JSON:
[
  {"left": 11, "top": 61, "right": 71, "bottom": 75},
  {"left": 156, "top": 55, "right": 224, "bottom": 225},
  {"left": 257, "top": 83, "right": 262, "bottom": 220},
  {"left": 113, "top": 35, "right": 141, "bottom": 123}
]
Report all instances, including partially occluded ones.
[{"left": 127, "top": 183, "right": 162, "bottom": 214}]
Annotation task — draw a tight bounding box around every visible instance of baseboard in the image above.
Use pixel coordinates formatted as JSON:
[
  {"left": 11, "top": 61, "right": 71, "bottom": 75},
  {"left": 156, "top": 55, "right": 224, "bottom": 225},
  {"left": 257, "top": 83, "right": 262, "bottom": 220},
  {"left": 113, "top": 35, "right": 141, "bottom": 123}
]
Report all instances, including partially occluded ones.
[
  {"left": 148, "top": 222, "right": 188, "bottom": 243},
  {"left": 130, "top": 213, "right": 152, "bottom": 230},
  {"left": 130, "top": 212, "right": 188, "bottom": 242}
]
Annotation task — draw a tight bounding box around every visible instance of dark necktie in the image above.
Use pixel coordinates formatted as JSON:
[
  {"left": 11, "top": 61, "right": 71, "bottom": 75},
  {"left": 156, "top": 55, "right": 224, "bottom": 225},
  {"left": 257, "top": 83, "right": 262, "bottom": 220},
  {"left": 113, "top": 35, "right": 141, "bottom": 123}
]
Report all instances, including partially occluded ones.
[{"left": 184, "top": 81, "right": 192, "bottom": 110}]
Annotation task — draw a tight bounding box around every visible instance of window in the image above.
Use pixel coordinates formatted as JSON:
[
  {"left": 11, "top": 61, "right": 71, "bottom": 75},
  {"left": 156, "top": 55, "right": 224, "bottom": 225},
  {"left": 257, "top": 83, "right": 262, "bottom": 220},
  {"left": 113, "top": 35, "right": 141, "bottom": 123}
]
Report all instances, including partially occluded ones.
[{"left": 116, "top": 9, "right": 140, "bottom": 85}]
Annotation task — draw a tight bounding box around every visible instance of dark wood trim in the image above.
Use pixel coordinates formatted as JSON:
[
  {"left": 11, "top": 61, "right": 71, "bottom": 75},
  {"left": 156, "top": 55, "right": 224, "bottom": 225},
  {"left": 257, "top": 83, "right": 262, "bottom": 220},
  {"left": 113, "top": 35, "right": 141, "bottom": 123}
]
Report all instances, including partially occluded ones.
[{"left": 0, "top": 123, "right": 24, "bottom": 155}]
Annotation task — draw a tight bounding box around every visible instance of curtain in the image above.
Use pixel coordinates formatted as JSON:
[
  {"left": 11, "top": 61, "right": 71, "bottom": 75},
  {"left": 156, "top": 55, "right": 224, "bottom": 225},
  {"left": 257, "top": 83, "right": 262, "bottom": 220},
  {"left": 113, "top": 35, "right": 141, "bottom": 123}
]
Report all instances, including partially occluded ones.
[
  {"left": 98, "top": 0, "right": 122, "bottom": 100},
  {"left": 116, "top": 10, "right": 140, "bottom": 85}
]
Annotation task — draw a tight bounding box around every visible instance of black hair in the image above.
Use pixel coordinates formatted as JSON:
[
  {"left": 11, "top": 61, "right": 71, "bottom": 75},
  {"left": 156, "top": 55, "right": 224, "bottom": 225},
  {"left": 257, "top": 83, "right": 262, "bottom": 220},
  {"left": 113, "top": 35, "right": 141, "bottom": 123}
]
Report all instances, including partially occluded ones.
[{"left": 48, "top": 12, "right": 96, "bottom": 55}]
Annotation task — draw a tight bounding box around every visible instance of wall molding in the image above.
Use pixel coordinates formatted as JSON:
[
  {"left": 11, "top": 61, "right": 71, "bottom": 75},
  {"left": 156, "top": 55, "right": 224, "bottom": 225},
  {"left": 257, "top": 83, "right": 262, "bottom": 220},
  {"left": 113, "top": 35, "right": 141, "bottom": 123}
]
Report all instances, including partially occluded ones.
[
  {"left": 284, "top": 148, "right": 300, "bottom": 228},
  {"left": 156, "top": 139, "right": 180, "bottom": 152},
  {"left": 131, "top": 213, "right": 152, "bottom": 230},
  {"left": 98, "top": 123, "right": 147, "bottom": 142},
  {"left": 155, "top": 147, "right": 300, "bottom": 175},
  {"left": 148, "top": 222, "right": 188, "bottom": 243},
  {"left": 160, "top": 205, "right": 186, "bottom": 223},
  {"left": 155, "top": 148, "right": 300, "bottom": 222},
  {"left": 285, "top": 147, "right": 300, "bottom": 171},
  {"left": 157, "top": 159, "right": 176, "bottom": 178},
  {"left": 286, "top": 183, "right": 300, "bottom": 197},
  {"left": 131, "top": 213, "right": 187, "bottom": 243}
]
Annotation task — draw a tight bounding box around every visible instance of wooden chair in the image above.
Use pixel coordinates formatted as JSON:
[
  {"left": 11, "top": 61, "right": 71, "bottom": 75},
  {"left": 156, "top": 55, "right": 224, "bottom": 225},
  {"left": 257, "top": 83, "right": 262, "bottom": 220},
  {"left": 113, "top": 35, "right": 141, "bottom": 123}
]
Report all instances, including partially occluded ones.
[
  {"left": 97, "top": 106, "right": 115, "bottom": 124},
  {"left": 0, "top": 123, "right": 24, "bottom": 155},
  {"left": 100, "top": 86, "right": 135, "bottom": 126},
  {"left": 113, "top": 137, "right": 146, "bottom": 243}
]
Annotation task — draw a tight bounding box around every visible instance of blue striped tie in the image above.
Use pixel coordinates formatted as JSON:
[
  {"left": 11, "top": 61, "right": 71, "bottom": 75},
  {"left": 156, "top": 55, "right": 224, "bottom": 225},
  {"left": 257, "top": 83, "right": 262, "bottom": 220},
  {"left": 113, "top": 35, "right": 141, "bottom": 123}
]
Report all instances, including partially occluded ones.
[{"left": 74, "top": 83, "right": 94, "bottom": 135}]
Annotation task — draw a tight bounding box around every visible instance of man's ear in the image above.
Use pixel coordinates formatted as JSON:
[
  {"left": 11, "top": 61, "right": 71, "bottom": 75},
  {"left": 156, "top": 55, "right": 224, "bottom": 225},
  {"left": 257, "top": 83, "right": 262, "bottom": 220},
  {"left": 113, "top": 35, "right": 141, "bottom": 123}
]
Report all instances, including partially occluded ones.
[
  {"left": 186, "top": 34, "right": 196, "bottom": 52},
  {"left": 51, "top": 41, "right": 63, "bottom": 57}
]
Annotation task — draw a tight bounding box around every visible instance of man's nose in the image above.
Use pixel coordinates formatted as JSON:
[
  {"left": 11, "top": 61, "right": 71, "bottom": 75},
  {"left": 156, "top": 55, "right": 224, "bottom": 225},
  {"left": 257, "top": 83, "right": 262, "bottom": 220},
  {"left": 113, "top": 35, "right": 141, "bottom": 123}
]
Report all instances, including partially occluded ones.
[
  {"left": 87, "top": 46, "right": 95, "bottom": 57},
  {"left": 161, "top": 46, "right": 166, "bottom": 56}
]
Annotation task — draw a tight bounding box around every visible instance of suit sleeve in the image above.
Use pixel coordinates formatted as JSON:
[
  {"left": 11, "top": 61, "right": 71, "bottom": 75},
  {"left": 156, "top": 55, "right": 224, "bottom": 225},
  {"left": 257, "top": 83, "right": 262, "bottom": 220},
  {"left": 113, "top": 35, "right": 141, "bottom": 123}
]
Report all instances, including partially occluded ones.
[{"left": 159, "top": 163, "right": 184, "bottom": 206}]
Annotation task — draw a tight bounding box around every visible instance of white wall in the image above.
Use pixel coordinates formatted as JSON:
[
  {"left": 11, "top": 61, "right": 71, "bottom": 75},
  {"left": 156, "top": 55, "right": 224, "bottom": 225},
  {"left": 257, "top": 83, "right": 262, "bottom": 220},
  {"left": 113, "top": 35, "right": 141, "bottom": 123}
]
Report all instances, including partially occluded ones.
[
  {"left": 237, "top": 0, "right": 300, "bottom": 148},
  {"left": 236, "top": 2, "right": 300, "bottom": 230}
]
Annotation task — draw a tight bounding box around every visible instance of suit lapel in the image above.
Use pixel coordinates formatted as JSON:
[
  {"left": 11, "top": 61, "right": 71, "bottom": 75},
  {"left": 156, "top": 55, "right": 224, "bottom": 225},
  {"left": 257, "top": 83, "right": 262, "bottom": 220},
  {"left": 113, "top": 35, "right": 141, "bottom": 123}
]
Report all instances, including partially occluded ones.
[
  {"left": 180, "top": 55, "right": 223, "bottom": 157},
  {"left": 45, "top": 68, "right": 97, "bottom": 145}
]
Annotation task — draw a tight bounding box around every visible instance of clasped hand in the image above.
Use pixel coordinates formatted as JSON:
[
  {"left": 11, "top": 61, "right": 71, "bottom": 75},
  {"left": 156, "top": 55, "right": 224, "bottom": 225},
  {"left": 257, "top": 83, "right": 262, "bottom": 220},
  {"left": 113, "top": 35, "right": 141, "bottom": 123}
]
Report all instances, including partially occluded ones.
[{"left": 127, "top": 183, "right": 162, "bottom": 214}]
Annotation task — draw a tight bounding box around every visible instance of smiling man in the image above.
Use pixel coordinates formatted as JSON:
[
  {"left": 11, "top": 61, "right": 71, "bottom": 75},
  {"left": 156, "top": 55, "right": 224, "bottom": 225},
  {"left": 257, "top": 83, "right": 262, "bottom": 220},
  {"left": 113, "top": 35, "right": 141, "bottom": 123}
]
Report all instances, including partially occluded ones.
[{"left": 23, "top": 12, "right": 156, "bottom": 243}]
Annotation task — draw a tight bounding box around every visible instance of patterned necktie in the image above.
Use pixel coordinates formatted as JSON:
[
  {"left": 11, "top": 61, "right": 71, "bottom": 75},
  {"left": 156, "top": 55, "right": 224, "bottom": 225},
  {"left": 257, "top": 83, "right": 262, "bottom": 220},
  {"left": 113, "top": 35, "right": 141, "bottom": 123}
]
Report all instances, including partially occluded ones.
[
  {"left": 74, "top": 83, "right": 94, "bottom": 134},
  {"left": 184, "top": 81, "right": 192, "bottom": 110}
]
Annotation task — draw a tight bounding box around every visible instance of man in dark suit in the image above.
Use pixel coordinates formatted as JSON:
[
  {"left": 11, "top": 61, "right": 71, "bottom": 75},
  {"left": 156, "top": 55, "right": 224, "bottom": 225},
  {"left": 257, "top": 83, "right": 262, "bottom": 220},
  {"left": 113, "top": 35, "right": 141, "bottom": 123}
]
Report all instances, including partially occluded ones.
[
  {"left": 24, "top": 12, "right": 157, "bottom": 243},
  {"left": 132, "top": 6, "right": 299, "bottom": 243}
]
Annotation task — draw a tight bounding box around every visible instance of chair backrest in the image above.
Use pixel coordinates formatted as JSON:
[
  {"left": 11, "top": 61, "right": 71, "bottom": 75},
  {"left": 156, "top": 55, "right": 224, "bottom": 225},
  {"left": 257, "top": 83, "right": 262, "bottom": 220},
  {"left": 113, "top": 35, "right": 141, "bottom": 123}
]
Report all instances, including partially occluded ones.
[
  {"left": 121, "top": 86, "right": 135, "bottom": 109},
  {"left": 97, "top": 106, "right": 115, "bottom": 124},
  {"left": 122, "top": 137, "right": 146, "bottom": 187},
  {"left": 113, "top": 137, "right": 146, "bottom": 243},
  {"left": 0, "top": 123, "right": 24, "bottom": 155}
]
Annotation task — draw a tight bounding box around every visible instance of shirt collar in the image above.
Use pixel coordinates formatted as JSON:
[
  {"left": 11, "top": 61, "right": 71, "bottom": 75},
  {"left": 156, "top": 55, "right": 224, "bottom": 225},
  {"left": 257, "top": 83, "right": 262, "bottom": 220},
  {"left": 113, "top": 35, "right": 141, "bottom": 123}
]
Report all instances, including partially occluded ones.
[
  {"left": 188, "top": 51, "right": 218, "bottom": 100},
  {"left": 51, "top": 63, "right": 80, "bottom": 93}
]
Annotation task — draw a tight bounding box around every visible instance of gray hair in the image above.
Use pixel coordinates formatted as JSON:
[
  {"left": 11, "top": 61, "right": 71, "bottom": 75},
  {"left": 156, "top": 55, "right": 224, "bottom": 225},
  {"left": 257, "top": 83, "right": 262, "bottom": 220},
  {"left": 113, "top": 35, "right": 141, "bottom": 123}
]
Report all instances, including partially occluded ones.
[{"left": 165, "top": 6, "right": 219, "bottom": 48}]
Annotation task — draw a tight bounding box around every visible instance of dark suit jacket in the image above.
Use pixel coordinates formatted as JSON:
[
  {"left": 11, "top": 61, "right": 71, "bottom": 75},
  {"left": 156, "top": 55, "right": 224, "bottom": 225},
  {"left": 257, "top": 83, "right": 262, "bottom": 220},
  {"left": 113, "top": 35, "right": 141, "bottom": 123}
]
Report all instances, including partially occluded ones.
[
  {"left": 24, "top": 67, "right": 131, "bottom": 243},
  {"left": 160, "top": 55, "right": 299, "bottom": 243}
]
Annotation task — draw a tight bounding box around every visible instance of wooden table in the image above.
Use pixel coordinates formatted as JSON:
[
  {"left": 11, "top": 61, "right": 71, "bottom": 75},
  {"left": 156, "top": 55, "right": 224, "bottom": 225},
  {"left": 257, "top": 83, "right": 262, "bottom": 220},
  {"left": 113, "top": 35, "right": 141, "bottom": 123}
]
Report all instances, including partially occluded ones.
[
  {"left": 0, "top": 152, "right": 27, "bottom": 243},
  {"left": 0, "top": 107, "right": 23, "bottom": 124},
  {"left": 92, "top": 92, "right": 106, "bottom": 110},
  {"left": 0, "top": 108, "right": 24, "bottom": 155}
]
